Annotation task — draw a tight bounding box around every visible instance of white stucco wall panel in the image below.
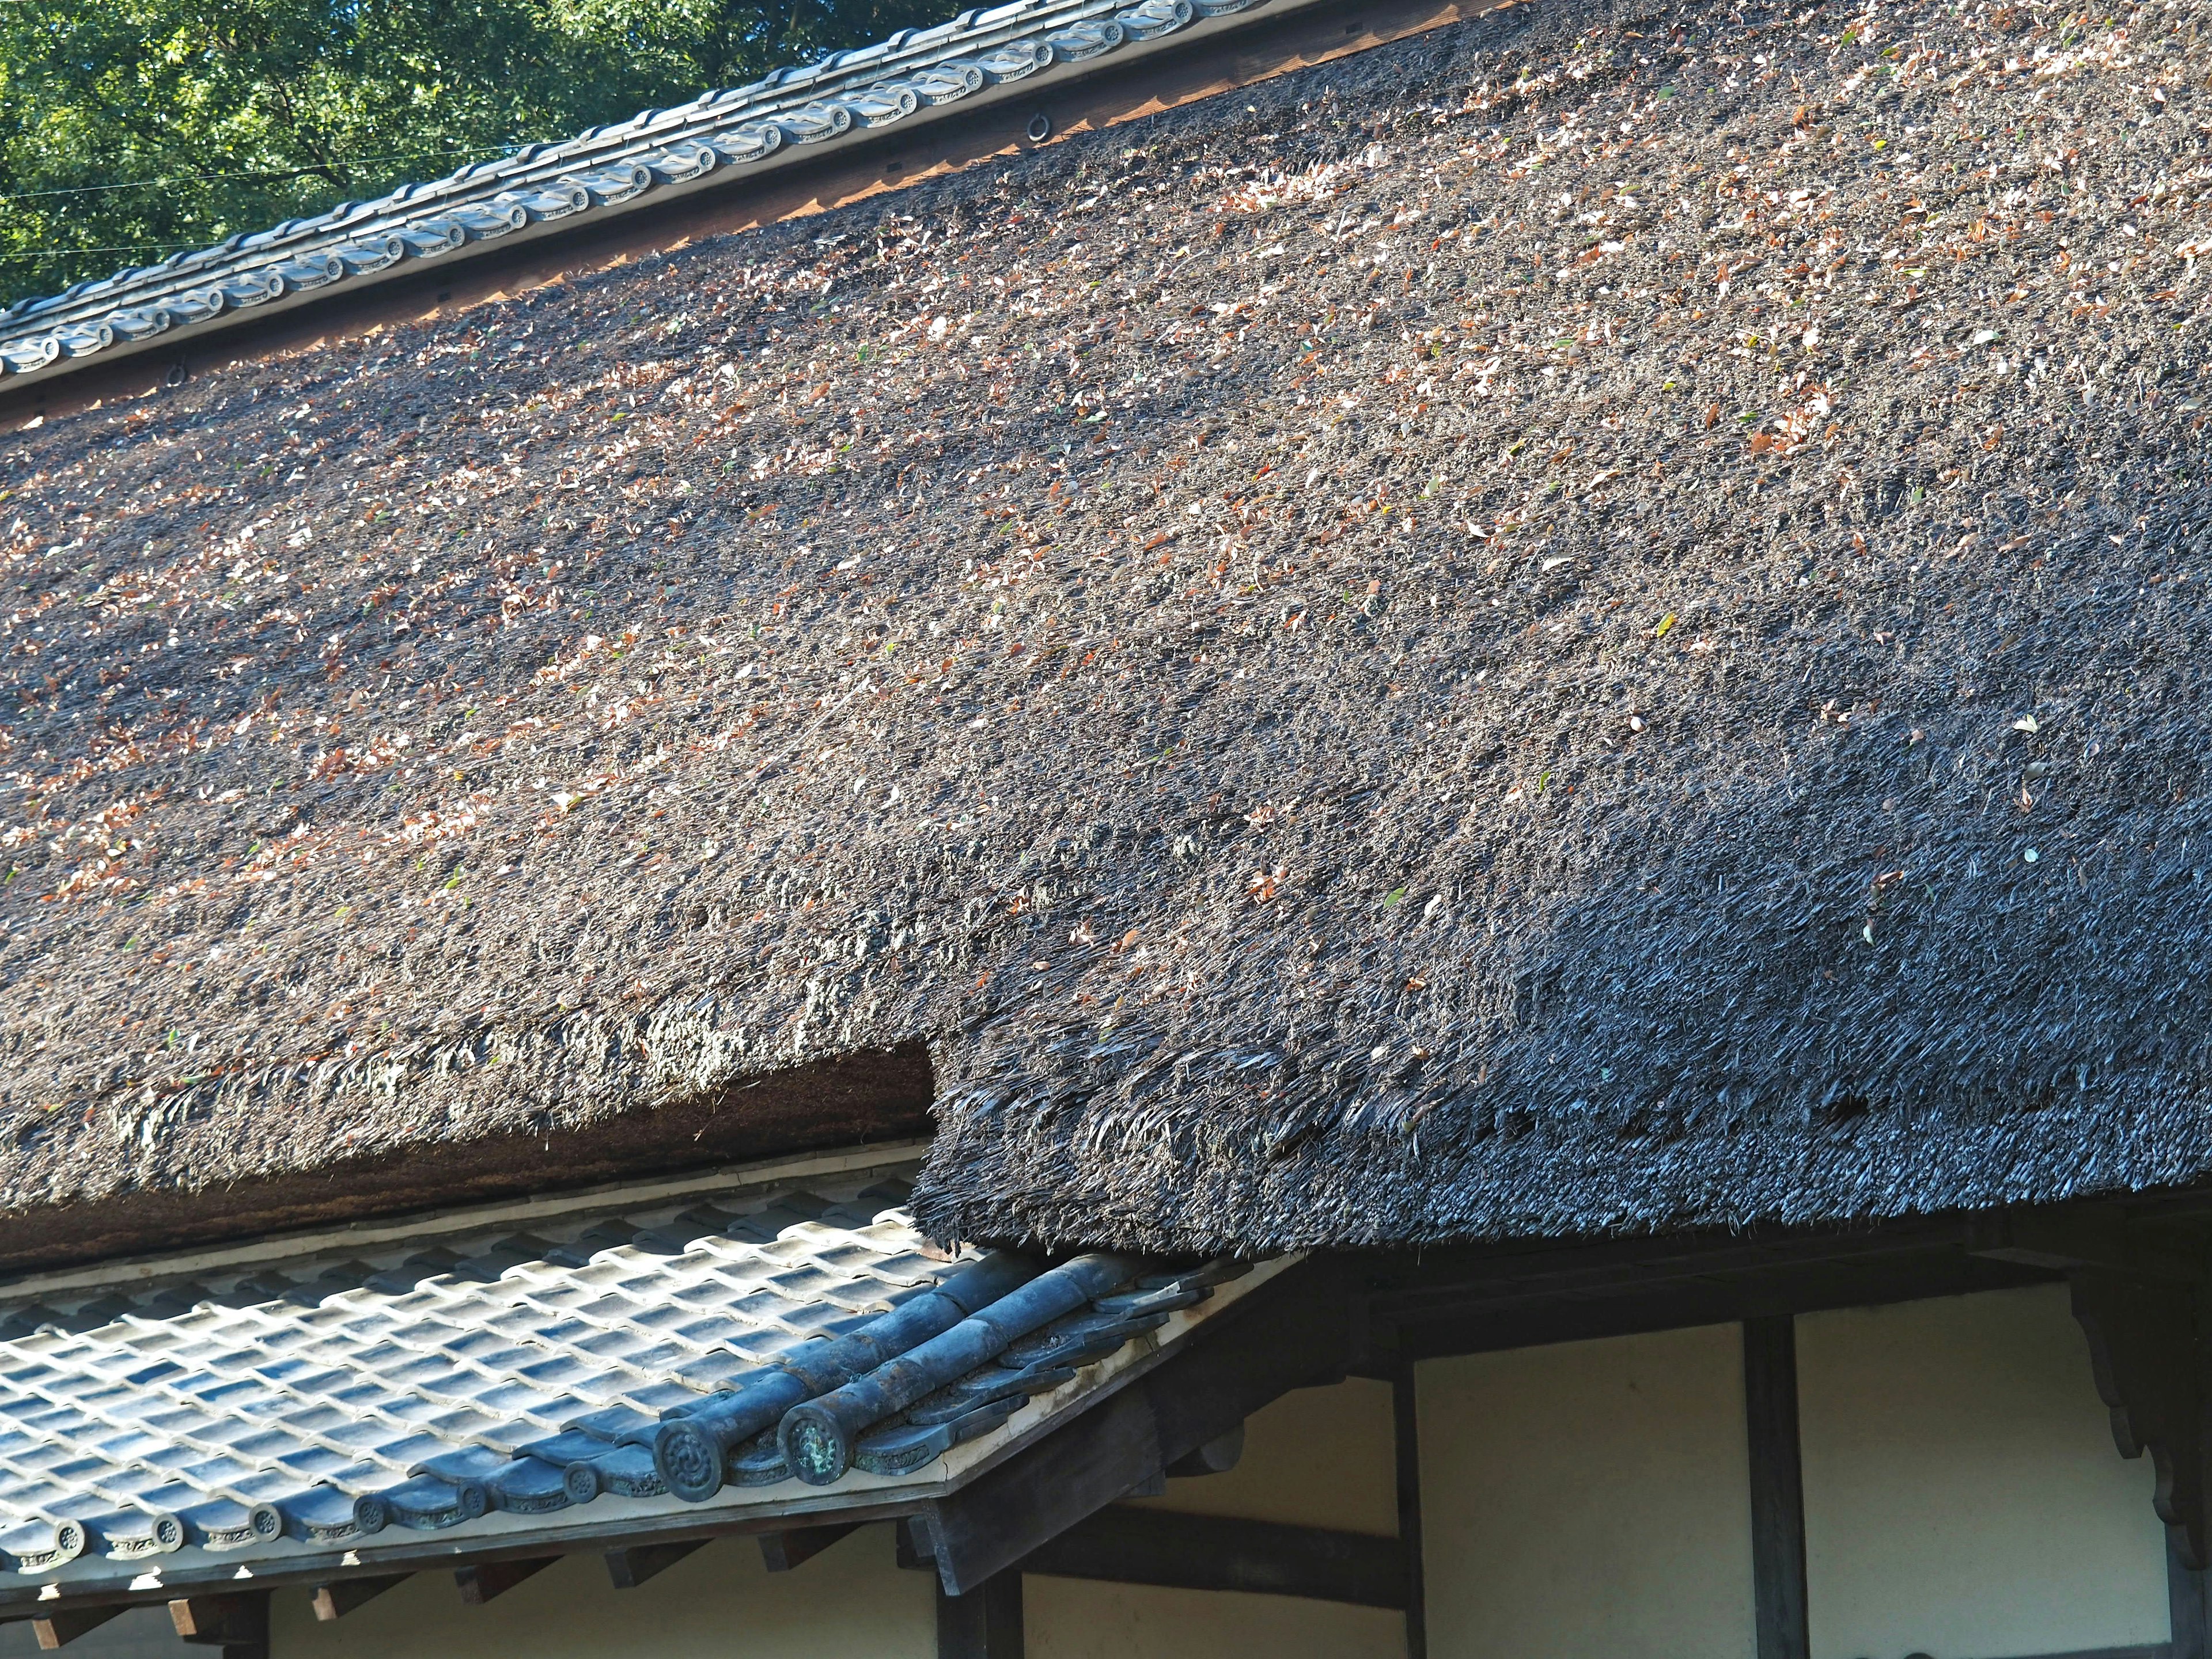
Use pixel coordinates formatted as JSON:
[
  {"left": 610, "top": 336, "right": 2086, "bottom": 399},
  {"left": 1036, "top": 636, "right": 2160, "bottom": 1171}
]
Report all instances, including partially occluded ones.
[
  {"left": 1416, "top": 1323, "right": 1758, "bottom": 1659},
  {"left": 269, "top": 1521, "right": 930, "bottom": 1659},
  {"left": 1797, "top": 1283, "right": 2168, "bottom": 1659}
]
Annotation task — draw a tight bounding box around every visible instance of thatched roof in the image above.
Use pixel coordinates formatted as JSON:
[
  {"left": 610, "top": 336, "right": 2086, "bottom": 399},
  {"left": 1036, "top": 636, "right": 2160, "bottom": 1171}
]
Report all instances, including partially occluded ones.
[{"left": 2, "top": 0, "right": 2208, "bottom": 1258}]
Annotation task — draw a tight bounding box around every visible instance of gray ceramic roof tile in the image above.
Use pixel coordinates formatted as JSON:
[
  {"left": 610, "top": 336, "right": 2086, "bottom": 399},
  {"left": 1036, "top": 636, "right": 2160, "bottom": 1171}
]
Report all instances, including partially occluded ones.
[{"left": 0, "top": 1162, "right": 1259, "bottom": 1596}]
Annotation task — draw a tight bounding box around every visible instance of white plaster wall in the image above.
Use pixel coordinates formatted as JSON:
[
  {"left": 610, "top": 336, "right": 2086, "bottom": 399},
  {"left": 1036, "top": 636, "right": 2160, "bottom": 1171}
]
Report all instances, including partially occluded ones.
[
  {"left": 1029, "top": 1377, "right": 1406, "bottom": 1659},
  {"left": 1797, "top": 1283, "right": 2169, "bottom": 1659},
  {"left": 270, "top": 1521, "right": 931, "bottom": 1659},
  {"left": 1416, "top": 1323, "right": 1758, "bottom": 1659}
]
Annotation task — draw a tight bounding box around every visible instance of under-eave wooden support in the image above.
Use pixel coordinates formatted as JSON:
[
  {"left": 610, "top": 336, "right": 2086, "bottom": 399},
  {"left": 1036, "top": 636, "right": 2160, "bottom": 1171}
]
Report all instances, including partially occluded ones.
[
  {"left": 2069, "top": 1268, "right": 2209, "bottom": 1567},
  {"left": 605, "top": 1537, "right": 709, "bottom": 1589},
  {"left": 1968, "top": 1207, "right": 2212, "bottom": 1615},
  {"left": 760, "top": 1521, "right": 860, "bottom": 1573},
  {"left": 30, "top": 1605, "right": 124, "bottom": 1650},
  {"left": 910, "top": 1257, "right": 1358, "bottom": 1594},
  {"left": 171, "top": 1591, "right": 270, "bottom": 1659},
  {"left": 456, "top": 1555, "right": 558, "bottom": 1605},
  {"left": 311, "top": 1574, "right": 410, "bottom": 1620}
]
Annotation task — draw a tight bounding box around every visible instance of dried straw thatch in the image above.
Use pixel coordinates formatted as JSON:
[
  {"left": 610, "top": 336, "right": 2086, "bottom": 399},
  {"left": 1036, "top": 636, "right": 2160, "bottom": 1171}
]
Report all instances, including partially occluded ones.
[{"left": 1, "top": 0, "right": 2207, "bottom": 1256}]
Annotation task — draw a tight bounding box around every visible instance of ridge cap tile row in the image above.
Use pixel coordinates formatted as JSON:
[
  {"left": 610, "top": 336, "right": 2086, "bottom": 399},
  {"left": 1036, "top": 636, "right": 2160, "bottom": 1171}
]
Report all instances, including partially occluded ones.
[{"left": 0, "top": 0, "right": 1281, "bottom": 381}]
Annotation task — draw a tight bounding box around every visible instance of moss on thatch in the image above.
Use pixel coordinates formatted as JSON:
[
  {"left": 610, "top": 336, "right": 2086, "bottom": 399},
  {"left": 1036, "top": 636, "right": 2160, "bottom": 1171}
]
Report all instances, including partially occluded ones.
[{"left": 1, "top": 0, "right": 2209, "bottom": 1252}]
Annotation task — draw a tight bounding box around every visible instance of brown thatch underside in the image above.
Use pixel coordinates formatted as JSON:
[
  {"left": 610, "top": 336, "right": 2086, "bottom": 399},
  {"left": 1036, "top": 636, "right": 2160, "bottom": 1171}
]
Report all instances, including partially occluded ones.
[
  {"left": 0, "top": 1048, "right": 930, "bottom": 1274},
  {"left": 2, "top": 0, "right": 2209, "bottom": 1253}
]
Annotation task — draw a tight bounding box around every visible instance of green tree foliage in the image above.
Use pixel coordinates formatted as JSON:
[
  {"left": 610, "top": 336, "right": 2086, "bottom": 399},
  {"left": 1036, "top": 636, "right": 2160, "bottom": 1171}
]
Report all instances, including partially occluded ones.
[{"left": 0, "top": 0, "right": 948, "bottom": 306}]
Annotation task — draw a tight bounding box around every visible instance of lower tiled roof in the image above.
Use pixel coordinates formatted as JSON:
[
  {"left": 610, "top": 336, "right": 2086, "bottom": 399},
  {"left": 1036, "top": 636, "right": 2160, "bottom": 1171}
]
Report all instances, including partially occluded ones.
[{"left": 0, "top": 1160, "right": 1256, "bottom": 1601}]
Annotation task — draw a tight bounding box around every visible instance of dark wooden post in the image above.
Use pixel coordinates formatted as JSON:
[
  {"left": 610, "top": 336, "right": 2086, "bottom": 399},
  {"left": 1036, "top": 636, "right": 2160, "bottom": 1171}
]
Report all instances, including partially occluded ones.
[
  {"left": 2175, "top": 1516, "right": 2211, "bottom": 1659},
  {"left": 1393, "top": 1365, "right": 1427, "bottom": 1659},
  {"left": 937, "top": 1571, "right": 1022, "bottom": 1658},
  {"left": 1743, "top": 1316, "right": 1810, "bottom": 1659}
]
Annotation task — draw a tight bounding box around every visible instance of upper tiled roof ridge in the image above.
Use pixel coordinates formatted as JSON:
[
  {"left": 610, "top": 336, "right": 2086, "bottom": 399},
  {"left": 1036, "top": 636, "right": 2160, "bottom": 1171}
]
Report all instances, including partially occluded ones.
[{"left": 0, "top": 0, "right": 1272, "bottom": 384}]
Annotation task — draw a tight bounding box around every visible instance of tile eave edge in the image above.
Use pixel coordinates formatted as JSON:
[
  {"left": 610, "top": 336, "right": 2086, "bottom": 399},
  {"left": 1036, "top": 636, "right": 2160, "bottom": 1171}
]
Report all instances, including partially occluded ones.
[{"left": 0, "top": 1252, "right": 1301, "bottom": 1611}]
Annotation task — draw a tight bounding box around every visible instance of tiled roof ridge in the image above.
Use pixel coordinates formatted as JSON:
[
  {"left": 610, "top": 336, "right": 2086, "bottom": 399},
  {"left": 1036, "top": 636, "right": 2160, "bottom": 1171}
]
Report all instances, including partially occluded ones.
[{"left": 0, "top": 0, "right": 1286, "bottom": 388}]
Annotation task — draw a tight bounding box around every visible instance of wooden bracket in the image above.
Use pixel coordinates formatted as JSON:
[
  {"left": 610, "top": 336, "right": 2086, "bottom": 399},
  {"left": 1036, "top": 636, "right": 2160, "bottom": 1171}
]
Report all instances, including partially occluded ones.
[
  {"left": 30, "top": 1605, "right": 124, "bottom": 1650},
  {"left": 605, "top": 1537, "right": 709, "bottom": 1589},
  {"left": 759, "top": 1521, "right": 859, "bottom": 1573},
  {"left": 171, "top": 1592, "right": 270, "bottom": 1659},
  {"left": 914, "top": 1259, "right": 1352, "bottom": 1594},
  {"left": 455, "top": 1556, "right": 558, "bottom": 1605},
  {"left": 2070, "top": 1268, "right": 2210, "bottom": 1568},
  {"left": 310, "top": 1574, "right": 409, "bottom": 1621}
]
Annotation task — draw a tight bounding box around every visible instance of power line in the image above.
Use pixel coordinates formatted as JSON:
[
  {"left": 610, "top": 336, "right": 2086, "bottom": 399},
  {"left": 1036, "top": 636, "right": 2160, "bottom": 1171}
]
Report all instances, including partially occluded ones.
[{"left": 0, "top": 145, "right": 514, "bottom": 206}]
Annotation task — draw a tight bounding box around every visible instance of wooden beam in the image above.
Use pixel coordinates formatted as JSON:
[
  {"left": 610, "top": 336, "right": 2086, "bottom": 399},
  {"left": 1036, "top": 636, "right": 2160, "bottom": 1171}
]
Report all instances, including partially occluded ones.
[
  {"left": 170, "top": 1592, "right": 269, "bottom": 1649},
  {"left": 310, "top": 1575, "right": 409, "bottom": 1621},
  {"left": 454, "top": 1556, "right": 558, "bottom": 1605},
  {"left": 759, "top": 1521, "right": 859, "bottom": 1573},
  {"left": 605, "top": 1537, "right": 709, "bottom": 1589},
  {"left": 914, "top": 1259, "right": 1354, "bottom": 1594},
  {"left": 936, "top": 1571, "right": 1022, "bottom": 1658},
  {"left": 1744, "top": 1317, "right": 1810, "bottom": 1659},
  {"left": 1397, "top": 1247, "right": 2048, "bottom": 1362},
  {"left": 1018, "top": 1506, "right": 1407, "bottom": 1609},
  {"left": 1393, "top": 1367, "right": 1427, "bottom": 1658},
  {"left": 31, "top": 1606, "right": 124, "bottom": 1650}
]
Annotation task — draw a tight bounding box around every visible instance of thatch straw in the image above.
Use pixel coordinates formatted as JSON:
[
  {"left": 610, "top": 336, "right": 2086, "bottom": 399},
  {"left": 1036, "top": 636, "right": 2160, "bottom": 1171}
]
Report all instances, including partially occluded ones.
[{"left": 1, "top": 0, "right": 2207, "bottom": 1253}]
